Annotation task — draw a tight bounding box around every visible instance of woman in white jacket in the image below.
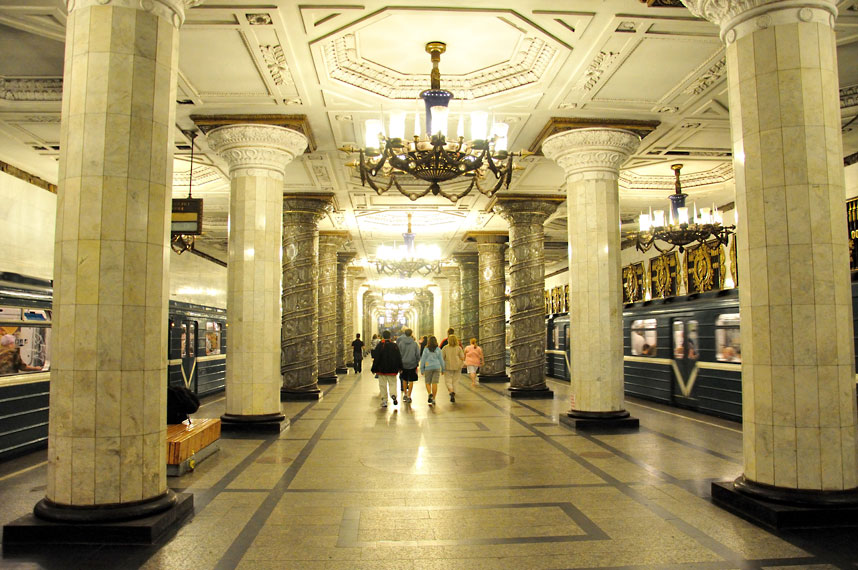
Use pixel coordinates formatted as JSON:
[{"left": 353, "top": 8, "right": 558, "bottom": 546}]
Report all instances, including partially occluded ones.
[{"left": 419, "top": 335, "right": 445, "bottom": 405}]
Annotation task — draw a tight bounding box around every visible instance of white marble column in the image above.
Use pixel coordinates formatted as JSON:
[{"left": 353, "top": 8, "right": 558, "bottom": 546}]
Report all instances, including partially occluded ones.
[
  {"left": 681, "top": 0, "right": 858, "bottom": 512},
  {"left": 317, "top": 232, "right": 348, "bottom": 383},
  {"left": 32, "top": 0, "right": 197, "bottom": 525},
  {"left": 543, "top": 128, "right": 641, "bottom": 429},
  {"left": 206, "top": 124, "right": 307, "bottom": 430},
  {"left": 490, "top": 195, "right": 563, "bottom": 398},
  {"left": 473, "top": 234, "right": 509, "bottom": 383},
  {"left": 281, "top": 195, "right": 332, "bottom": 400}
]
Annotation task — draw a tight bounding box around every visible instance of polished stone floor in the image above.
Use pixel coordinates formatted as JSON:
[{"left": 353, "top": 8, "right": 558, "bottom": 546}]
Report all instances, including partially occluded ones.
[{"left": 1, "top": 364, "right": 857, "bottom": 569}]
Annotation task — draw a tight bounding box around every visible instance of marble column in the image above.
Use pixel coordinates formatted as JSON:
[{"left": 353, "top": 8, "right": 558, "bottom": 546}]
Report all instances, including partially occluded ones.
[
  {"left": 316, "top": 232, "right": 348, "bottom": 384},
  {"left": 440, "top": 265, "right": 461, "bottom": 338},
  {"left": 490, "top": 196, "right": 563, "bottom": 398},
  {"left": 346, "top": 267, "right": 364, "bottom": 365},
  {"left": 454, "top": 253, "right": 480, "bottom": 346},
  {"left": 542, "top": 128, "right": 641, "bottom": 430},
  {"left": 207, "top": 124, "right": 307, "bottom": 431},
  {"left": 337, "top": 253, "right": 356, "bottom": 371},
  {"left": 19, "top": 0, "right": 197, "bottom": 530},
  {"left": 471, "top": 233, "right": 509, "bottom": 383},
  {"left": 281, "top": 194, "right": 332, "bottom": 400},
  {"left": 681, "top": 0, "right": 858, "bottom": 522}
]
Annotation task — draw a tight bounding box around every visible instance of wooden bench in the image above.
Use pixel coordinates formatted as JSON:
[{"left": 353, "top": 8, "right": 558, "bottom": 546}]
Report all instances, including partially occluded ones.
[{"left": 166, "top": 418, "right": 221, "bottom": 476}]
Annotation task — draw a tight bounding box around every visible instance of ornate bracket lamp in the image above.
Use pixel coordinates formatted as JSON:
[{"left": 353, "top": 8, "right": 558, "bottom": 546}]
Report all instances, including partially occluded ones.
[
  {"left": 340, "top": 42, "right": 530, "bottom": 203},
  {"left": 375, "top": 213, "right": 442, "bottom": 277},
  {"left": 635, "top": 164, "right": 735, "bottom": 254}
]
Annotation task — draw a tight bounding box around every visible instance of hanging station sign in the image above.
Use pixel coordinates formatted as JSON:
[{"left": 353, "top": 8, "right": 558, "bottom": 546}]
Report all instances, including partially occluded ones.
[{"left": 171, "top": 198, "right": 204, "bottom": 235}]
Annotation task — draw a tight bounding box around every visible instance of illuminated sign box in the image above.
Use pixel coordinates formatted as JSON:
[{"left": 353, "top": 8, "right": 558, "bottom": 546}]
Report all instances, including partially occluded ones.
[{"left": 172, "top": 198, "right": 203, "bottom": 235}]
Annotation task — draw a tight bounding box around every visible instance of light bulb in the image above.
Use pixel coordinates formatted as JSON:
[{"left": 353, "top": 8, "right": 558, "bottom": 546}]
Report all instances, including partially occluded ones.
[
  {"left": 639, "top": 214, "right": 651, "bottom": 232},
  {"left": 678, "top": 207, "right": 689, "bottom": 225},
  {"left": 389, "top": 111, "right": 406, "bottom": 139},
  {"left": 364, "top": 119, "right": 384, "bottom": 150},
  {"left": 470, "top": 111, "right": 488, "bottom": 140},
  {"left": 430, "top": 106, "right": 449, "bottom": 137}
]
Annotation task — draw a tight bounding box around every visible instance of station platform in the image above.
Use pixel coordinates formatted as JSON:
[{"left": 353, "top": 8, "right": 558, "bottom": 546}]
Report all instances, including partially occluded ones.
[{"left": 1, "top": 368, "right": 856, "bottom": 569}]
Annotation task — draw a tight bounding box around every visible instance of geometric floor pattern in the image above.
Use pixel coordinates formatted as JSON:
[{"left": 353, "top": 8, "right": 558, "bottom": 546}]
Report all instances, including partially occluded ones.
[{"left": 1, "top": 364, "right": 857, "bottom": 569}]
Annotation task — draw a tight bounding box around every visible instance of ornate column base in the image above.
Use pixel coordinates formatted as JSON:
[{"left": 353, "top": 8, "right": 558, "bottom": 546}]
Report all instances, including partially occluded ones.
[
  {"left": 220, "top": 412, "right": 288, "bottom": 434},
  {"left": 318, "top": 373, "right": 339, "bottom": 384},
  {"left": 3, "top": 491, "right": 193, "bottom": 546},
  {"left": 281, "top": 386, "right": 322, "bottom": 401},
  {"left": 508, "top": 385, "right": 553, "bottom": 399},
  {"left": 559, "top": 409, "right": 639, "bottom": 432},
  {"left": 711, "top": 476, "right": 858, "bottom": 530},
  {"left": 478, "top": 372, "right": 510, "bottom": 383},
  {"left": 336, "top": 366, "right": 349, "bottom": 374}
]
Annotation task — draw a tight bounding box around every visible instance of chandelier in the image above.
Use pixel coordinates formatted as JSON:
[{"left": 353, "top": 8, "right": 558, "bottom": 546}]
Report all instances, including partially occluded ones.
[
  {"left": 340, "top": 42, "right": 528, "bottom": 203},
  {"left": 634, "top": 164, "right": 735, "bottom": 254},
  {"left": 375, "top": 214, "right": 442, "bottom": 277}
]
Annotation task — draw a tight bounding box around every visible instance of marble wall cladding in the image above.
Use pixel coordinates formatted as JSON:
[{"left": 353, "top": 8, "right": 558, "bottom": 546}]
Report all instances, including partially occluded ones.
[
  {"left": 47, "top": 3, "right": 179, "bottom": 507},
  {"left": 317, "top": 235, "right": 346, "bottom": 379},
  {"left": 168, "top": 249, "right": 227, "bottom": 308},
  {"left": 493, "top": 200, "right": 559, "bottom": 390},
  {"left": 477, "top": 241, "right": 507, "bottom": 377},
  {"left": 455, "top": 254, "right": 480, "bottom": 345},
  {"left": 281, "top": 198, "right": 330, "bottom": 392},
  {"left": 567, "top": 175, "right": 625, "bottom": 412},
  {"left": 728, "top": 20, "right": 857, "bottom": 490},
  {"left": 0, "top": 172, "right": 56, "bottom": 280},
  {"left": 441, "top": 266, "right": 461, "bottom": 337}
]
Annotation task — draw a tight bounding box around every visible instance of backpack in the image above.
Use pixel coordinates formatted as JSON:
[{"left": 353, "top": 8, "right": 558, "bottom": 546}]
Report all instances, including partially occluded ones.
[{"left": 167, "top": 384, "right": 201, "bottom": 424}]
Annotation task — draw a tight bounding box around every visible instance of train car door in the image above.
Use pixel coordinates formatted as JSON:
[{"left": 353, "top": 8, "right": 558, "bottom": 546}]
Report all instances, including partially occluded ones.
[
  {"left": 179, "top": 320, "right": 198, "bottom": 392},
  {"left": 670, "top": 317, "right": 699, "bottom": 408}
]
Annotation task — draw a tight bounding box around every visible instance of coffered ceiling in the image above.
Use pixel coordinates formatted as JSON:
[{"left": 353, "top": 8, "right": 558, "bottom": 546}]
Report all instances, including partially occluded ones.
[{"left": 1, "top": 0, "right": 857, "bottom": 277}]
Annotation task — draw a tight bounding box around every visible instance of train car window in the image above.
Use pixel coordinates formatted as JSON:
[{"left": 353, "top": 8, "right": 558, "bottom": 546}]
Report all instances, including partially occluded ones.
[
  {"left": 686, "top": 320, "right": 699, "bottom": 360},
  {"left": 205, "top": 322, "right": 221, "bottom": 355},
  {"left": 631, "top": 319, "right": 657, "bottom": 356},
  {"left": 186, "top": 321, "right": 196, "bottom": 358},
  {"left": 0, "top": 326, "right": 50, "bottom": 376},
  {"left": 180, "top": 323, "right": 188, "bottom": 357},
  {"left": 715, "top": 314, "right": 742, "bottom": 362}
]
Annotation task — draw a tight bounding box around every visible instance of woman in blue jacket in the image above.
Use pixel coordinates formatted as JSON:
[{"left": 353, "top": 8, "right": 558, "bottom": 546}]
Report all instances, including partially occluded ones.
[{"left": 419, "top": 335, "right": 445, "bottom": 405}]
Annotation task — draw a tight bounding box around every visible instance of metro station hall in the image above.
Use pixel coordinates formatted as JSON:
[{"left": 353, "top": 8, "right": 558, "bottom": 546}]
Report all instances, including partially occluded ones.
[{"left": 1, "top": 0, "right": 858, "bottom": 568}]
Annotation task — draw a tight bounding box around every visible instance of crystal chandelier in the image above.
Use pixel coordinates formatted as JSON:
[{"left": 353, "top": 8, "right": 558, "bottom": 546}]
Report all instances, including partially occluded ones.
[
  {"left": 375, "top": 214, "right": 442, "bottom": 277},
  {"left": 340, "top": 42, "right": 529, "bottom": 203},
  {"left": 635, "top": 164, "right": 735, "bottom": 254}
]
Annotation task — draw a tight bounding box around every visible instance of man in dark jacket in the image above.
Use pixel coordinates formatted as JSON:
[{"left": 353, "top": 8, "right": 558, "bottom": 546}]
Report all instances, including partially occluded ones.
[
  {"left": 372, "top": 330, "right": 402, "bottom": 407},
  {"left": 396, "top": 328, "right": 421, "bottom": 403}
]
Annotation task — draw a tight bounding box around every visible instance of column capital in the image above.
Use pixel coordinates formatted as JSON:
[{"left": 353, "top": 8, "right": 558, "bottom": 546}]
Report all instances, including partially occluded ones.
[
  {"left": 206, "top": 124, "right": 307, "bottom": 179},
  {"left": 452, "top": 252, "right": 479, "bottom": 265},
  {"left": 69, "top": 0, "right": 203, "bottom": 28},
  {"left": 338, "top": 251, "right": 357, "bottom": 266},
  {"left": 319, "top": 231, "right": 350, "bottom": 250},
  {"left": 465, "top": 231, "right": 508, "bottom": 244},
  {"left": 488, "top": 194, "right": 563, "bottom": 226},
  {"left": 681, "top": 0, "right": 837, "bottom": 43},
  {"left": 542, "top": 128, "right": 640, "bottom": 180},
  {"left": 282, "top": 193, "right": 334, "bottom": 222},
  {"left": 346, "top": 265, "right": 365, "bottom": 278}
]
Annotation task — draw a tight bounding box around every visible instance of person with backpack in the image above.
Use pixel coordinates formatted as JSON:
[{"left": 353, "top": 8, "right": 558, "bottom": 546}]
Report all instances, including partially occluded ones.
[
  {"left": 419, "top": 335, "right": 445, "bottom": 405},
  {"left": 396, "top": 328, "right": 420, "bottom": 403},
  {"left": 371, "top": 330, "right": 402, "bottom": 407}
]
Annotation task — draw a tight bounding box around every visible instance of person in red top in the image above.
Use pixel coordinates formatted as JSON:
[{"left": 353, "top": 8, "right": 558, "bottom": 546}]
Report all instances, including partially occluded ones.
[{"left": 439, "top": 327, "right": 454, "bottom": 349}]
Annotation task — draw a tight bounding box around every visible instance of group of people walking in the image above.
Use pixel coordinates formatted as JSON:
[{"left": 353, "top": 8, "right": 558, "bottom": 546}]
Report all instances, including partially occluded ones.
[{"left": 352, "top": 328, "right": 484, "bottom": 407}]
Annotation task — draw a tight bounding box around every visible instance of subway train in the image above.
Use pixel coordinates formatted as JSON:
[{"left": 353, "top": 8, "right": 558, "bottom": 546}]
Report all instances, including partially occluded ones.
[
  {"left": 0, "top": 274, "right": 226, "bottom": 461},
  {"left": 546, "top": 281, "right": 858, "bottom": 423}
]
